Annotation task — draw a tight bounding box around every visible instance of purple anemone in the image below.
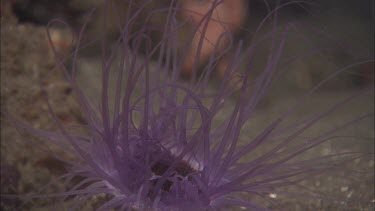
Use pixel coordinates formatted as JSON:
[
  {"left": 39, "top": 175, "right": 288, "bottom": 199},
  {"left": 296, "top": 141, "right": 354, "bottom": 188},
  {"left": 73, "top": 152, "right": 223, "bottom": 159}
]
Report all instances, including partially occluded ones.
[{"left": 4, "top": 0, "right": 373, "bottom": 210}]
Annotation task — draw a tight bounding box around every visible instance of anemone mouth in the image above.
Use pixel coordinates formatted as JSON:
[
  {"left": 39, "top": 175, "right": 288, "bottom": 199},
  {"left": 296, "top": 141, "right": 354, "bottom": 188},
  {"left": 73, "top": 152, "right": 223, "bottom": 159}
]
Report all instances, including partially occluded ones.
[
  {"left": 150, "top": 154, "right": 198, "bottom": 192},
  {"left": 152, "top": 159, "right": 196, "bottom": 177}
]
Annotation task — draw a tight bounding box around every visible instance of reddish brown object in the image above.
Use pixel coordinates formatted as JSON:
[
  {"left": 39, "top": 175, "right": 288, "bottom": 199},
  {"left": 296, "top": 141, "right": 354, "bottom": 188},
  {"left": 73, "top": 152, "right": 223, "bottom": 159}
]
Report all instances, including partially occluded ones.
[{"left": 181, "top": 0, "right": 247, "bottom": 78}]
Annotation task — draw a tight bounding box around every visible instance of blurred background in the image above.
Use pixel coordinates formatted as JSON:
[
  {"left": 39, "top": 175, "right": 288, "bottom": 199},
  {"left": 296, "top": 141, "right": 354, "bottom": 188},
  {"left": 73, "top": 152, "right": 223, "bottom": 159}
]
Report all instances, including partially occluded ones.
[{"left": 3, "top": 0, "right": 373, "bottom": 87}]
